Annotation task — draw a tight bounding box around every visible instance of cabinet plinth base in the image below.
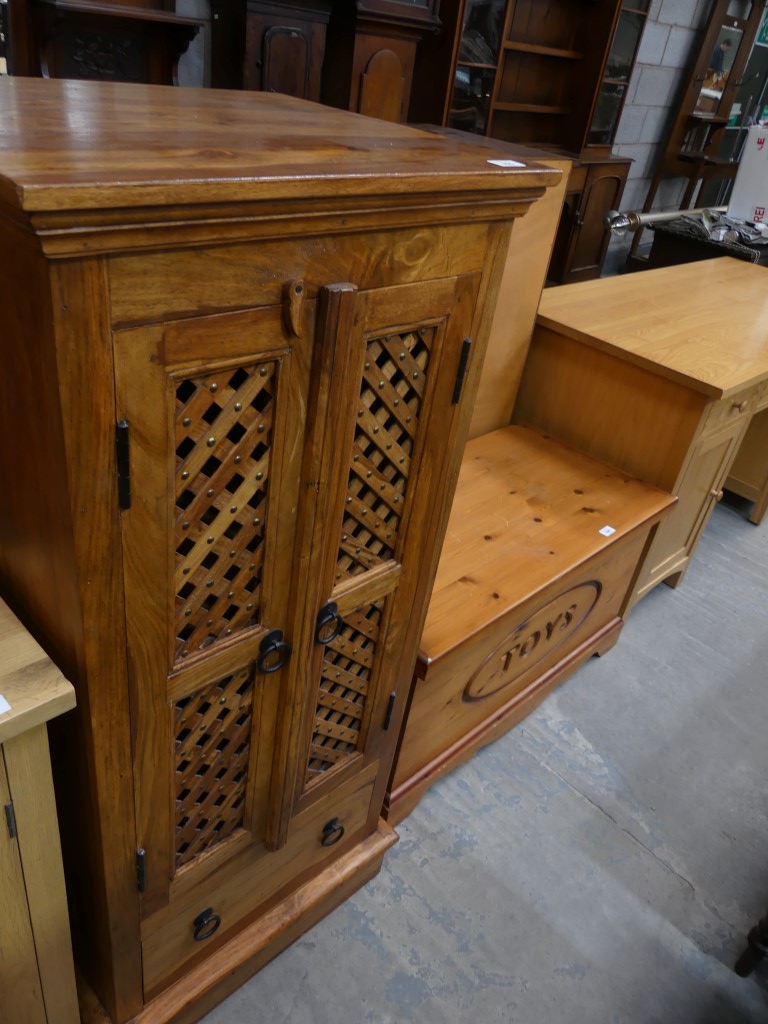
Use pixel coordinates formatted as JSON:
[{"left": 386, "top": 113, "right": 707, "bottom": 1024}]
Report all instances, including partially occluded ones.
[{"left": 79, "top": 821, "right": 398, "bottom": 1024}]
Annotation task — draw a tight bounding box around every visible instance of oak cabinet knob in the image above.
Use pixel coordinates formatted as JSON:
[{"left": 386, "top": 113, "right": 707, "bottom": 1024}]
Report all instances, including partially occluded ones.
[{"left": 732, "top": 400, "right": 749, "bottom": 413}]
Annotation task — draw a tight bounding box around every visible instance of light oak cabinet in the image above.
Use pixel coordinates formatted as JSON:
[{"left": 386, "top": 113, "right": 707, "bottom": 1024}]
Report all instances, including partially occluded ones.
[
  {"left": 0, "top": 601, "right": 78, "bottom": 1024},
  {"left": 0, "top": 78, "right": 557, "bottom": 1023}
]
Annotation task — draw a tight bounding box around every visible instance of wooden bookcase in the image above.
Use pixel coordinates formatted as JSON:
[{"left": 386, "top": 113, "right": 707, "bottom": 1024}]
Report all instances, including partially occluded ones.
[{"left": 409, "top": 0, "right": 649, "bottom": 282}]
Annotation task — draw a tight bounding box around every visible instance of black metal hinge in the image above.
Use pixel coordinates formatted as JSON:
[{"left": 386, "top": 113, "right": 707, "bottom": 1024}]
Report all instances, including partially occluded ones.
[
  {"left": 136, "top": 848, "right": 147, "bottom": 892},
  {"left": 452, "top": 338, "right": 472, "bottom": 405},
  {"left": 383, "top": 691, "right": 396, "bottom": 731},
  {"left": 4, "top": 801, "right": 17, "bottom": 839},
  {"left": 116, "top": 420, "right": 131, "bottom": 510}
]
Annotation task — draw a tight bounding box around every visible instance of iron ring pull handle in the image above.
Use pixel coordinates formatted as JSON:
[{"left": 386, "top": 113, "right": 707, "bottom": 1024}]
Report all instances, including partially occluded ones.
[
  {"left": 256, "top": 629, "right": 292, "bottom": 674},
  {"left": 192, "top": 908, "right": 221, "bottom": 942},
  {"left": 320, "top": 817, "right": 345, "bottom": 847},
  {"left": 314, "top": 601, "right": 343, "bottom": 645}
]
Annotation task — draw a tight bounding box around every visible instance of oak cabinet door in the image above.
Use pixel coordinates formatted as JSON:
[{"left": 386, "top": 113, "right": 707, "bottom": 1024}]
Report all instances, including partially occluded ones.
[
  {"left": 272, "top": 275, "right": 480, "bottom": 840},
  {"left": 114, "top": 302, "right": 313, "bottom": 920}
]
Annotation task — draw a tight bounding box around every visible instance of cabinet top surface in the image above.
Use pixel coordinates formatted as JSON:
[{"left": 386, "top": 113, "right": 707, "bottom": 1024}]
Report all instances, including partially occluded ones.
[
  {"left": 0, "top": 78, "right": 560, "bottom": 213},
  {"left": 0, "top": 600, "right": 75, "bottom": 747},
  {"left": 536, "top": 258, "right": 768, "bottom": 398}
]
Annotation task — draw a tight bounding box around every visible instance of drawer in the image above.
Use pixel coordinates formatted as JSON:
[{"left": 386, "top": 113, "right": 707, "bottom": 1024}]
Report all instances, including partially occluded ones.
[
  {"left": 141, "top": 761, "right": 379, "bottom": 996},
  {"left": 702, "top": 389, "right": 755, "bottom": 436},
  {"left": 750, "top": 377, "right": 768, "bottom": 413}
]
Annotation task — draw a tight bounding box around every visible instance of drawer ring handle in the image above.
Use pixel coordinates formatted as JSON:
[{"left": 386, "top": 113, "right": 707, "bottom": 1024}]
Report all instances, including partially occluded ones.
[
  {"left": 192, "top": 908, "right": 222, "bottom": 942},
  {"left": 314, "top": 601, "right": 343, "bottom": 645},
  {"left": 256, "top": 629, "right": 292, "bottom": 674},
  {"left": 320, "top": 818, "right": 345, "bottom": 847}
]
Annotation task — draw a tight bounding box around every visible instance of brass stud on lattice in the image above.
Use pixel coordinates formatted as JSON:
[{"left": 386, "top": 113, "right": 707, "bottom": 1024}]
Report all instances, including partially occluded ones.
[
  {"left": 207, "top": 536, "right": 215, "bottom": 544},
  {"left": 252, "top": 517, "right": 260, "bottom": 526},
  {"left": 183, "top": 522, "right": 190, "bottom": 530},
  {"left": 206, "top": 579, "right": 214, "bottom": 588},
  {"left": 181, "top": 470, "right": 190, "bottom": 480},
  {"left": 247, "top": 603, "right": 254, "bottom": 611},
  {"left": 230, "top": 505, "right": 237, "bottom": 513},
  {"left": 235, "top": 402, "right": 242, "bottom": 412},
  {"left": 207, "top": 488, "right": 215, "bottom": 497},
  {"left": 378, "top": 381, "right": 385, "bottom": 389},
  {"left": 260, "top": 367, "right": 267, "bottom": 377},
  {"left": 399, "top": 352, "right": 406, "bottom": 360},
  {"left": 257, "top": 424, "right": 266, "bottom": 433},
  {"left": 210, "top": 383, "right": 218, "bottom": 393},
  {"left": 183, "top": 417, "right": 191, "bottom": 426},
  {"left": 394, "top": 399, "right": 400, "bottom": 407},
  {"left": 358, "top": 409, "right": 364, "bottom": 417},
  {"left": 256, "top": 472, "right": 263, "bottom": 481},
  {"left": 207, "top": 437, "right": 216, "bottom": 447},
  {"left": 373, "top": 426, "right": 379, "bottom": 434},
  {"left": 234, "top": 455, "right": 242, "bottom": 465},
  {"left": 183, "top": 567, "right": 190, "bottom": 575}
]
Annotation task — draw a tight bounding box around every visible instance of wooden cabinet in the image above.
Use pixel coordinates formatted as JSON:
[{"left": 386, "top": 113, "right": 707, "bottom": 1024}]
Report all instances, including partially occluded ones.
[
  {"left": 515, "top": 257, "right": 768, "bottom": 611},
  {"left": 211, "top": 0, "right": 331, "bottom": 99},
  {"left": 8, "top": 0, "right": 202, "bottom": 83},
  {"left": 550, "top": 156, "right": 631, "bottom": 284},
  {"left": 320, "top": 0, "right": 441, "bottom": 121},
  {"left": 408, "top": 0, "right": 647, "bottom": 280},
  {"left": 0, "top": 601, "right": 79, "bottom": 1024},
  {"left": 0, "top": 77, "right": 558, "bottom": 1023}
]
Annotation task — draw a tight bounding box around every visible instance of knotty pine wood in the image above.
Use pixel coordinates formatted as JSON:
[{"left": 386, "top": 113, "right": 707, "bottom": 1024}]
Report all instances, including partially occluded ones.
[
  {"left": 389, "top": 425, "right": 674, "bottom": 817},
  {"left": 0, "top": 79, "right": 558, "bottom": 1023}
]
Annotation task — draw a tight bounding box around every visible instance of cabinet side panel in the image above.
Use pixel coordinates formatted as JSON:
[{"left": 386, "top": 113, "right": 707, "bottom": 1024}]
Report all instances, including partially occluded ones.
[
  {"left": 0, "top": 219, "right": 82, "bottom": 679},
  {"left": 514, "top": 326, "right": 706, "bottom": 490},
  {"left": 48, "top": 259, "right": 143, "bottom": 1022},
  {"left": 468, "top": 159, "right": 569, "bottom": 439}
]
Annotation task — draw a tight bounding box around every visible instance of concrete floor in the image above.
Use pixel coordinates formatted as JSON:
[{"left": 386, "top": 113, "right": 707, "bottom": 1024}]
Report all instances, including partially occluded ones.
[{"left": 202, "top": 494, "right": 768, "bottom": 1024}]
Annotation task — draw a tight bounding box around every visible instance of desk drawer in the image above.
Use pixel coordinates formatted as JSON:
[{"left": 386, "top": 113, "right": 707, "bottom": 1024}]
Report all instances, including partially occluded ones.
[
  {"left": 702, "top": 389, "right": 754, "bottom": 436},
  {"left": 141, "top": 762, "right": 378, "bottom": 997}
]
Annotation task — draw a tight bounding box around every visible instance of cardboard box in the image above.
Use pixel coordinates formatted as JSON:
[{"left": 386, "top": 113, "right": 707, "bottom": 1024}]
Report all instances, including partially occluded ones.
[{"left": 728, "top": 125, "right": 768, "bottom": 223}]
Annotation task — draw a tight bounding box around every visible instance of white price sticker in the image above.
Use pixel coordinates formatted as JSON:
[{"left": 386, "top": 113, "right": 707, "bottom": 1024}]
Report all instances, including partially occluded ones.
[
  {"left": 487, "top": 159, "right": 526, "bottom": 168},
  {"left": 0, "top": 695, "right": 11, "bottom": 715},
  {"left": 599, "top": 525, "right": 617, "bottom": 537}
]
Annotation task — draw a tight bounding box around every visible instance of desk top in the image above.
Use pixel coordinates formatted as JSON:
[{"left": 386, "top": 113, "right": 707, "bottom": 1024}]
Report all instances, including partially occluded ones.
[
  {"left": 537, "top": 258, "right": 768, "bottom": 399},
  {"left": 0, "top": 601, "right": 75, "bottom": 746}
]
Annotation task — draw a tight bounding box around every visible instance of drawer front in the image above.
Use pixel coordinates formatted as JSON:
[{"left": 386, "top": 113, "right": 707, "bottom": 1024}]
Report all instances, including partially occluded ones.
[
  {"left": 141, "top": 761, "right": 379, "bottom": 997},
  {"left": 394, "top": 529, "right": 650, "bottom": 786},
  {"left": 702, "top": 389, "right": 754, "bottom": 436},
  {"left": 109, "top": 224, "right": 490, "bottom": 327},
  {"left": 750, "top": 377, "right": 768, "bottom": 413}
]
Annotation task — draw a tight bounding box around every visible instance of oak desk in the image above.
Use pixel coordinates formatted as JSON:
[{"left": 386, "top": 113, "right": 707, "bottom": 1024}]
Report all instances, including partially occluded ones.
[
  {"left": 0, "top": 600, "right": 78, "bottom": 1024},
  {"left": 515, "top": 258, "right": 768, "bottom": 609}
]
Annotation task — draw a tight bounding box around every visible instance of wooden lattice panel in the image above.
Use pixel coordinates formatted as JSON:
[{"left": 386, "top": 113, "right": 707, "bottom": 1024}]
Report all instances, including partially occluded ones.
[
  {"left": 334, "top": 327, "right": 434, "bottom": 584},
  {"left": 305, "top": 603, "right": 383, "bottom": 781},
  {"left": 174, "top": 667, "right": 253, "bottom": 867},
  {"left": 174, "top": 362, "right": 276, "bottom": 663}
]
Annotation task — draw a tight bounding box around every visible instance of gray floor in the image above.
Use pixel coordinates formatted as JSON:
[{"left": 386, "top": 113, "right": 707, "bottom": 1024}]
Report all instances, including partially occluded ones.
[{"left": 202, "top": 495, "right": 768, "bottom": 1024}]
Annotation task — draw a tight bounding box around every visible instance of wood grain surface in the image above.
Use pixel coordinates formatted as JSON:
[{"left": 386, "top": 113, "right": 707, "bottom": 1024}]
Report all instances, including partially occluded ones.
[
  {"left": 421, "top": 424, "right": 675, "bottom": 662},
  {"left": 536, "top": 257, "right": 768, "bottom": 398},
  {"left": 0, "top": 78, "right": 560, "bottom": 212}
]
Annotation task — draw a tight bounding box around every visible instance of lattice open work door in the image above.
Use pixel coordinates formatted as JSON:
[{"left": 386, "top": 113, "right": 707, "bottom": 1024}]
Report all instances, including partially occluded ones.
[
  {"left": 299, "top": 276, "right": 473, "bottom": 796},
  {"left": 116, "top": 304, "right": 307, "bottom": 904}
]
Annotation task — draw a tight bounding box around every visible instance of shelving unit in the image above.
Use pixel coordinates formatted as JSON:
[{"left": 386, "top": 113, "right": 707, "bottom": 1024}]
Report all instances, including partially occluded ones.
[{"left": 409, "top": 0, "right": 649, "bottom": 282}]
